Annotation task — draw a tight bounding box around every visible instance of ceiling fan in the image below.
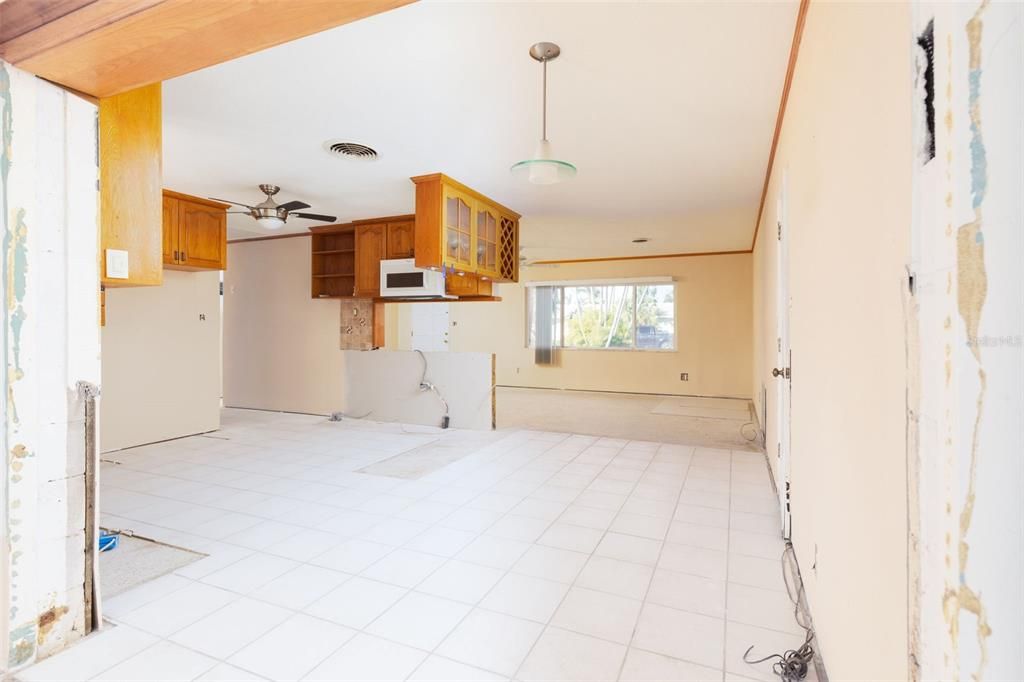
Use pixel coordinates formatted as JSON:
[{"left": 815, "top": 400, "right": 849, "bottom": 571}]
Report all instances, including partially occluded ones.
[{"left": 211, "top": 184, "right": 336, "bottom": 230}]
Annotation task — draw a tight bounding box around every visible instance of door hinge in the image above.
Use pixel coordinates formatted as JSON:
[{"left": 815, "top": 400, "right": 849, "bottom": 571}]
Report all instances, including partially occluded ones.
[
  {"left": 777, "top": 337, "right": 781, "bottom": 353},
  {"left": 777, "top": 221, "right": 782, "bottom": 240}
]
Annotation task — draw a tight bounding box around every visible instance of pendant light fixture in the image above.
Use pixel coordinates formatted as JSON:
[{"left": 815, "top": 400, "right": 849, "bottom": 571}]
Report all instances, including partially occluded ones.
[{"left": 511, "top": 42, "right": 577, "bottom": 185}]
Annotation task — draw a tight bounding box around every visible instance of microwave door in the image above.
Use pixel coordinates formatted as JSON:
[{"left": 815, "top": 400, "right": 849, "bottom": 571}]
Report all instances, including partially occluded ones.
[{"left": 385, "top": 271, "right": 426, "bottom": 291}]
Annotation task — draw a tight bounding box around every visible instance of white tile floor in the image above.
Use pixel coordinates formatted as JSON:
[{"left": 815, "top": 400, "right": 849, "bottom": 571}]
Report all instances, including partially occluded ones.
[{"left": 18, "top": 409, "right": 814, "bottom": 682}]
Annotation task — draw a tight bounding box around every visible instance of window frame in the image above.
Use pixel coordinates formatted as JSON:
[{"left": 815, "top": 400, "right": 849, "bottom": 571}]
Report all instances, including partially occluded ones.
[{"left": 525, "top": 279, "right": 677, "bottom": 353}]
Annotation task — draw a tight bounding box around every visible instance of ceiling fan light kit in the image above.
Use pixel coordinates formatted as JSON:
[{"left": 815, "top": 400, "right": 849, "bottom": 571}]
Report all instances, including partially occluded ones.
[
  {"left": 511, "top": 42, "right": 577, "bottom": 185},
  {"left": 212, "top": 184, "right": 337, "bottom": 230}
]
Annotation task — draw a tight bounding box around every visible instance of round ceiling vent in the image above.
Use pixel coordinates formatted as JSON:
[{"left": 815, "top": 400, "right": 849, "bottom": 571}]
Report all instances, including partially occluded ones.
[{"left": 324, "top": 140, "right": 378, "bottom": 160}]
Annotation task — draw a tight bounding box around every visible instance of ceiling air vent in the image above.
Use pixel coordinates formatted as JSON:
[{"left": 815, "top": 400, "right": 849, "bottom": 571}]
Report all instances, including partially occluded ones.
[{"left": 324, "top": 140, "right": 378, "bottom": 160}]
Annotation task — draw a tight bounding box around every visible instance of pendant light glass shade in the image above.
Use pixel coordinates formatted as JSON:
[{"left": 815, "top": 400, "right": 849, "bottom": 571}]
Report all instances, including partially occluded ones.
[
  {"left": 512, "top": 42, "right": 576, "bottom": 184},
  {"left": 510, "top": 140, "right": 577, "bottom": 185}
]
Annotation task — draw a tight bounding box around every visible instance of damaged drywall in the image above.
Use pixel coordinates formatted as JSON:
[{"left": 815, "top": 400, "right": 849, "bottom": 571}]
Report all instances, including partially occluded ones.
[
  {"left": 909, "top": 2, "right": 1022, "bottom": 679},
  {"left": 0, "top": 61, "right": 100, "bottom": 674}
]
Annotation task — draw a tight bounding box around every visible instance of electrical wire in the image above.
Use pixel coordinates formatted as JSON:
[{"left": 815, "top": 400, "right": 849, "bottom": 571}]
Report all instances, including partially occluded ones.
[
  {"left": 414, "top": 349, "right": 450, "bottom": 428},
  {"left": 739, "top": 421, "right": 760, "bottom": 442},
  {"left": 742, "top": 543, "right": 817, "bottom": 681}
]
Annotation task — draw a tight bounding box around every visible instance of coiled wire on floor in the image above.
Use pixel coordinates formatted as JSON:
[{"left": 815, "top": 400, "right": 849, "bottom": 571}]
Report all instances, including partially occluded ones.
[{"left": 742, "top": 542, "right": 817, "bottom": 681}]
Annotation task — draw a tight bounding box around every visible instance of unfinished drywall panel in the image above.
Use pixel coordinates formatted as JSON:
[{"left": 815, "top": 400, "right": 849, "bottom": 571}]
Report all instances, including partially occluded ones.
[
  {"left": 223, "top": 237, "right": 345, "bottom": 415},
  {"left": 391, "top": 253, "right": 753, "bottom": 398},
  {"left": 101, "top": 270, "right": 221, "bottom": 452},
  {"left": 0, "top": 62, "right": 100, "bottom": 672},
  {"left": 911, "top": 2, "right": 1023, "bottom": 680},
  {"left": 750, "top": 2, "right": 912, "bottom": 679},
  {"left": 340, "top": 350, "right": 493, "bottom": 430}
]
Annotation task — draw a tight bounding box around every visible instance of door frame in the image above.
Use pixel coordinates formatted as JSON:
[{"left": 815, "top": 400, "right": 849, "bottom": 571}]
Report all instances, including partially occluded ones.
[{"left": 774, "top": 171, "right": 793, "bottom": 540}]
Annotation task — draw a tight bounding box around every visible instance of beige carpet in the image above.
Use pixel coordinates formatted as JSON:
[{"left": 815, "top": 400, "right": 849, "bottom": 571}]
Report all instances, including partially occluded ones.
[
  {"left": 99, "top": 534, "right": 205, "bottom": 598},
  {"left": 495, "top": 387, "right": 760, "bottom": 450},
  {"left": 650, "top": 396, "right": 751, "bottom": 420}
]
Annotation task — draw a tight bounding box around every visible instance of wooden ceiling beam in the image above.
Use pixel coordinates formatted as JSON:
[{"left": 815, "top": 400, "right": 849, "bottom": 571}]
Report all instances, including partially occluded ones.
[{"left": 0, "top": 0, "right": 415, "bottom": 97}]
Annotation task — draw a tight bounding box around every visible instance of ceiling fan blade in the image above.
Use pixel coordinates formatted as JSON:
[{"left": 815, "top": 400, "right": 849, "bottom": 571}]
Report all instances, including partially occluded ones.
[
  {"left": 209, "top": 196, "right": 254, "bottom": 209},
  {"left": 278, "top": 200, "right": 311, "bottom": 212},
  {"left": 290, "top": 212, "right": 336, "bottom": 222}
]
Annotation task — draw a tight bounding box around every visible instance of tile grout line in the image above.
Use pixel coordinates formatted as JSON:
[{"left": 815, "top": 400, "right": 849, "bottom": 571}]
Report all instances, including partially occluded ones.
[
  {"left": 110, "top": 429, "right": 556, "bottom": 682},
  {"left": 100, "top": 432, "right": 536, "bottom": 677},
  {"left": 614, "top": 443, "right": 696, "bottom": 682},
  {"left": 96, "top": 425, "right": 779, "bottom": 682},
  {"left": 400, "top": 432, "right": 582, "bottom": 681},
  {"left": 721, "top": 449, "right": 735, "bottom": 682},
  {"left": 508, "top": 438, "right": 640, "bottom": 681}
]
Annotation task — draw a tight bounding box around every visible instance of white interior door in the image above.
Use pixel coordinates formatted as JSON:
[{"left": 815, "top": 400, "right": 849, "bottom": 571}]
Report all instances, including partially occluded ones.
[
  {"left": 774, "top": 174, "right": 793, "bottom": 540},
  {"left": 410, "top": 303, "right": 450, "bottom": 352}
]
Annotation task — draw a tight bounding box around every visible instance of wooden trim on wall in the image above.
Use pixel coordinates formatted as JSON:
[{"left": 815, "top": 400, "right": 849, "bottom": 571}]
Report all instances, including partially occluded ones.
[
  {"left": 749, "top": 0, "right": 810, "bottom": 252},
  {"left": 228, "top": 232, "right": 311, "bottom": 244},
  {"left": 531, "top": 249, "right": 752, "bottom": 266}
]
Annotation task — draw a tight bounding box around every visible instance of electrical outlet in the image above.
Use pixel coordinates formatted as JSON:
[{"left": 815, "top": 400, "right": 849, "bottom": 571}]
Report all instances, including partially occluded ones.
[{"left": 680, "top": 372, "right": 689, "bottom": 381}]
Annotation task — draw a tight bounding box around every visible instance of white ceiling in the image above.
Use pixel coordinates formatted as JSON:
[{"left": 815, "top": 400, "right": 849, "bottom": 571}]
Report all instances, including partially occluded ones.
[{"left": 163, "top": 0, "right": 797, "bottom": 257}]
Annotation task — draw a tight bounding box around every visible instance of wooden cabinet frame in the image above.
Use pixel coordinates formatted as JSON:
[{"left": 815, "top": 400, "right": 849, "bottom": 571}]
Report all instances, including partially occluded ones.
[
  {"left": 411, "top": 173, "right": 521, "bottom": 283},
  {"left": 310, "top": 214, "right": 414, "bottom": 299},
  {"left": 163, "top": 190, "right": 228, "bottom": 271}
]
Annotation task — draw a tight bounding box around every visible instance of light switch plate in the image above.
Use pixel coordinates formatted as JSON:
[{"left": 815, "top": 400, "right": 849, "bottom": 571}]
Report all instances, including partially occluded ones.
[{"left": 105, "top": 249, "right": 129, "bottom": 279}]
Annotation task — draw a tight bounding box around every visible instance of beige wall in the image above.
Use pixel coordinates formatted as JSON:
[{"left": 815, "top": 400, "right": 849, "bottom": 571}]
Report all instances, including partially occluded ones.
[
  {"left": 342, "top": 350, "right": 494, "bottom": 430},
  {"left": 223, "top": 237, "right": 345, "bottom": 416},
  {"left": 101, "top": 270, "right": 221, "bottom": 452},
  {"left": 389, "top": 253, "right": 752, "bottom": 398},
  {"left": 752, "top": 1, "right": 911, "bottom": 679}
]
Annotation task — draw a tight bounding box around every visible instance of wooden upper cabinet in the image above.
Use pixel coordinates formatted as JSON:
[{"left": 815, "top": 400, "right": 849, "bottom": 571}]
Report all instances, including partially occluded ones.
[
  {"left": 163, "top": 190, "right": 228, "bottom": 271},
  {"left": 411, "top": 173, "right": 521, "bottom": 282},
  {"left": 179, "top": 199, "right": 227, "bottom": 269},
  {"left": 100, "top": 83, "right": 162, "bottom": 287},
  {"left": 355, "top": 222, "right": 387, "bottom": 297},
  {"left": 162, "top": 194, "right": 178, "bottom": 266},
  {"left": 475, "top": 206, "right": 499, "bottom": 279},
  {"left": 445, "top": 272, "right": 493, "bottom": 298},
  {"left": 443, "top": 188, "right": 474, "bottom": 271},
  {"left": 310, "top": 225, "right": 356, "bottom": 299},
  {"left": 386, "top": 221, "right": 415, "bottom": 259}
]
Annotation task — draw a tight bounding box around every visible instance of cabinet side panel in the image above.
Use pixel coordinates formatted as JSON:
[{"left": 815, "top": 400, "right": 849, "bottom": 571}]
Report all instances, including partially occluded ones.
[
  {"left": 99, "top": 82, "right": 162, "bottom": 286},
  {"left": 413, "top": 179, "right": 442, "bottom": 270}
]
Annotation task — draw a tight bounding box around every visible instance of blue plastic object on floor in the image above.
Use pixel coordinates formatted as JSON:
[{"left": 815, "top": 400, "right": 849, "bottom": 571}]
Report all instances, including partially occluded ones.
[{"left": 98, "top": 532, "right": 119, "bottom": 552}]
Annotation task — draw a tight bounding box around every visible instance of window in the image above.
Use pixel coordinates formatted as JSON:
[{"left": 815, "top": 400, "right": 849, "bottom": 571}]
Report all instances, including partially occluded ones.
[{"left": 527, "top": 280, "right": 676, "bottom": 351}]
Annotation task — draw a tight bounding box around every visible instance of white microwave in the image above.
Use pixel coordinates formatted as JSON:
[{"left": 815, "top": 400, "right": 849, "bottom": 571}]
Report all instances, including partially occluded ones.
[{"left": 379, "top": 258, "right": 452, "bottom": 299}]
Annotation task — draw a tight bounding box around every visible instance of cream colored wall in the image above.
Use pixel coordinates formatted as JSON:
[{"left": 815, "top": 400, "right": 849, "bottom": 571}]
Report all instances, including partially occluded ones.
[
  {"left": 389, "top": 253, "right": 752, "bottom": 398},
  {"left": 101, "top": 270, "right": 221, "bottom": 452},
  {"left": 342, "top": 350, "right": 494, "bottom": 430},
  {"left": 223, "top": 237, "right": 345, "bottom": 416},
  {"left": 751, "top": 1, "right": 911, "bottom": 679}
]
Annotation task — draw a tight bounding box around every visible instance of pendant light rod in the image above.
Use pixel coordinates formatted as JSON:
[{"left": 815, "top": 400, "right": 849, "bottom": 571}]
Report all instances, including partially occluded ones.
[
  {"left": 529, "top": 42, "right": 560, "bottom": 142},
  {"left": 542, "top": 57, "right": 547, "bottom": 141},
  {"left": 511, "top": 41, "right": 576, "bottom": 184}
]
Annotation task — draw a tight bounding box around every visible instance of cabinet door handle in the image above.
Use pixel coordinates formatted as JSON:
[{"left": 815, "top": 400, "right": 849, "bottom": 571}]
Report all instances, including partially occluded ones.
[
  {"left": 181, "top": 251, "right": 186, "bottom": 262},
  {"left": 174, "top": 250, "right": 179, "bottom": 261}
]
